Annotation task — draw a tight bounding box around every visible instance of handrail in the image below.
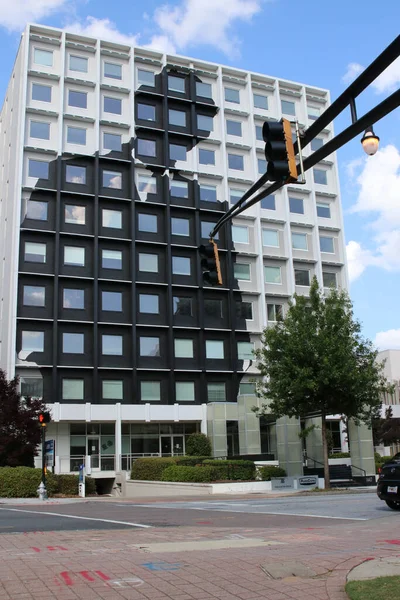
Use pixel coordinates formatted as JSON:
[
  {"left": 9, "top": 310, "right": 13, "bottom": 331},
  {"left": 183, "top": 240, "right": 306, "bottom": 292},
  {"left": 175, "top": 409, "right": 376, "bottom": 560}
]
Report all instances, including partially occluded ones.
[{"left": 350, "top": 464, "right": 367, "bottom": 477}]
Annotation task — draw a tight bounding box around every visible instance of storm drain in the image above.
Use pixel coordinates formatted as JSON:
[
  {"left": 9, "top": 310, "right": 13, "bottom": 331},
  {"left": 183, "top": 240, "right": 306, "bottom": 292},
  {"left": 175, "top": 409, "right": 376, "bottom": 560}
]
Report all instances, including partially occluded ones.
[{"left": 261, "top": 561, "right": 319, "bottom": 580}]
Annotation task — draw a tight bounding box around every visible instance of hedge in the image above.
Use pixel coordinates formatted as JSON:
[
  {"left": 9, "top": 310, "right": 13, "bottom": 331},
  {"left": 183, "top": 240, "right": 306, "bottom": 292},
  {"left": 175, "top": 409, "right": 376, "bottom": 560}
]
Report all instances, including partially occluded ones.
[
  {"left": 259, "top": 466, "right": 287, "bottom": 481},
  {"left": 161, "top": 465, "right": 217, "bottom": 483},
  {"left": 329, "top": 452, "right": 350, "bottom": 458},
  {"left": 173, "top": 456, "right": 211, "bottom": 467},
  {"left": 131, "top": 457, "right": 176, "bottom": 481},
  {"left": 185, "top": 433, "right": 212, "bottom": 457},
  {"left": 0, "top": 467, "right": 96, "bottom": 498},
  {"left": 203, "top": 460, "right": 256, "bottom": 481}
]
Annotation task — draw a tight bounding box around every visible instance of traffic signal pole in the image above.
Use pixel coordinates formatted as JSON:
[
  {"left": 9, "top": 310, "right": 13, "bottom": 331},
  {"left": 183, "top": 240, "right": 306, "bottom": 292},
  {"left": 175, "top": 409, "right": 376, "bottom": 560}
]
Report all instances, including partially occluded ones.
[{"left": 41, "top": 424, "right": 46, "bottom": 488}]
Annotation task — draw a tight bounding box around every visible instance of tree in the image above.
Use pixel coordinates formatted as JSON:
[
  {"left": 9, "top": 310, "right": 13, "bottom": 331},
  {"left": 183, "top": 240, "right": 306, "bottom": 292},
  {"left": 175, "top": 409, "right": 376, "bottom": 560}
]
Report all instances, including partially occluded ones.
[
  {"left": 373, "top": 406, "right": 400, "bottom": 447},
  {"left": 185, "top": 433, "right": 212, "bottom": 457},
  {"left": 254, "top": 277, "right": 391, "bottom": 488},
  {"left": 0, "top": 369, "right": 47, "bottom": 467}
]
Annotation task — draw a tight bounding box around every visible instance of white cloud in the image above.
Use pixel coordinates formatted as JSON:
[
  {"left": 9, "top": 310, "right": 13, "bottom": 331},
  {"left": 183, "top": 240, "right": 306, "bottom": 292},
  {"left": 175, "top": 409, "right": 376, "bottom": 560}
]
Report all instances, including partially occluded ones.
[
  {"left": 346, "top": 240, "right": 376, "bottom": 282},
  {"left": 375, "top": 329, "right": 400, "bottom": 351},
  {"left": 342, "top": 62, "right": 363, "bottom": 84},
  {"left": 0, "top": 0, "right": 66, "bottom": 30},
  {"left": 67, "top": 17, "right": 139, "bottom": 46},
  {"left": 145, "top": 34, "right": 177, "bottom": 55},
  {"left": 342, "top": 56, "right": 400, "bottom": 94}
]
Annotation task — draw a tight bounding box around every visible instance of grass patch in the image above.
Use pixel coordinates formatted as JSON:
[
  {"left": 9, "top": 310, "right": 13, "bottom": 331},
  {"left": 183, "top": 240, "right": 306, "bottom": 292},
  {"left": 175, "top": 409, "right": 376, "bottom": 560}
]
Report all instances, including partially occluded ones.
[{"left": 346, "top": 576, "right": 400, "bottom": 600}]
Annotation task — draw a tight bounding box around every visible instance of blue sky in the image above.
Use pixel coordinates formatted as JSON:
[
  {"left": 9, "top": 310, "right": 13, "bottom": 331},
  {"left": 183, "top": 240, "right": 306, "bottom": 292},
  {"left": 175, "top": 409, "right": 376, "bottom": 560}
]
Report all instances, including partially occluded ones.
[{"left": 1, "top": 0, "right": 399, "bottom": 348}]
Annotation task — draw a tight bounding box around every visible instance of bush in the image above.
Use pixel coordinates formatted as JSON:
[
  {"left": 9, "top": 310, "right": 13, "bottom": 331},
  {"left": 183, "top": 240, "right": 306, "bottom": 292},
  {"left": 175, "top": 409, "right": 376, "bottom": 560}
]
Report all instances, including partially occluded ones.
[
  {"left": 329, "top": 452, "right": 350, "bottom": 458},
  {"left": 203, "top": 459, "right": 256, "bottom": 481},
  {"left": 0, "top": 467, "right": 96, "bottom": 497},
  {"left": 50, "top": 474, "right": 96, "bottom": 496},
  {"left": 185, "top": 433, "right": 212, "bottom": 457},
  {"left": 161, "top": 465, "right": 217, "bottom": 483},
  {"left": 375, "top": 453, "right": 396, "bottom": 473},
  {"left": 259, "top": 465, "right": 287, "bottom": 481},
  {"left": 173, "top": 456, "right": 210, "bottom": 466},
  {"left": 131, "top": 457, "right": 176, "bottom": 481}
]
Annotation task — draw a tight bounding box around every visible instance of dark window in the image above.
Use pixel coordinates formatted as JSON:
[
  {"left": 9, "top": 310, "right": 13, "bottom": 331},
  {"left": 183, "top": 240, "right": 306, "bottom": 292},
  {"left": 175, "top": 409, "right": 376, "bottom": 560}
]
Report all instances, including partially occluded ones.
[
  {"left": 139, "top": 294, "right": 159, "bottom": 314},
  {"left": 323, "top": 272, "right": 337, "bottom": 287},
  {"left": 23, "top": 285, "right": 45, "bottom": 307},
  {"left": 28, "top": 159, "right": 49, "bottom": 179},
  {"left": 228, "top": 154, "right": 244, "bottom": 170},
  {"left": 104, "top": 96, "right": 122, "bottom": 115},
  {"left": 197, "top": 115, "right": 213, "bottom": 131},
  {"left": 254, "top": 94, "right": 268, "bottom": 109},
  {"left": 32, "top": 83, "right": 51, "bottom": 102},
  {"left": 137, "top": 139, "right": 156, "bottom": 157},
  {"left": 67, "top": 126, "right": 86, "bottom": 145},
  {"left": 137, "top": 69, "right": 155, "bottom": 86},
  {"left": 170, "top": 143, "right": 187, "bottom": 161},
  {"left": 30, "top": 121, "right": 50, "bottom": 140},
  {"left": 137, "top": 103, "right": 156, "bottom": 121},
  {"left": 104, "top": 62, "right": 122, "bottom": 80},
  {"left": 26, "top": 200, "right": 48, "bottom": 220},
  {"left": 258, "top": 158, "right": 267, "bottom": 173},
  {"left": 313, "top": 169, "right": 327, "bottom": 185},
  {"left": 320, "top": 236, "right": 334, "bottom": 253},
  {"left": 317, "top": 202, "right": 331, "bottom": 218},
  {"left": 169, "top": 109, "right": 186, "bottom": 127},
  {"left": 294, "top": 269, "right": 310, "bottom": 286},
  {"left": 226, "top": 120, "right": 242, "bottom": 136},
  {"left": 196, "top": 81, "right": 212, "bottom": 97},
  {"left": 168, "top": 75, "right": 185, "bottom": 92},
  {"left": 261, "top": 195, "right": 275, "bottom": 210},
  {"left": 138, "top": 213, "right": 157, "bottom": 233},
  {"left": 102, "top": 291, "right": 122, "bottom": 311},
  {"left": 66, "top": 165, "right": 86, "bottom": 185},
  {"left": 68, "top": 90, "right": 87, "bottom": 109},
  {"left": 225, "top": 87, "right": 240, "bottom": 103},
  {"left": 104, "top": 132, "right": 122, "bottom": 151},
  {"left": 267, "top": 304, "right": 283, "bottom": 321},
  {"left": 199, "top": 149, "right": 215, "bottom": 165},
  {"left": 63, "top": 289, "right": 84, "bottom": 309},
  {"left": 289, "top": 197, "right": 304, "bottom": 214},
  {"left": 311, "top": 138, "right": 323, "bottom": 151},
  {"left": 236, "top": 301, "right": 253, "bottom": 320},
  {"left": 255, "top": 125, "right": 263, "bottom": 140},
  {"left": 173, "top": 297, "right": 192, "bottom": 316},
  {"left": 200, "top": 184, "right": 217, "bottom": 202},
  {"left": 204, "top": 299, "right": 222, "bottom": 318}
]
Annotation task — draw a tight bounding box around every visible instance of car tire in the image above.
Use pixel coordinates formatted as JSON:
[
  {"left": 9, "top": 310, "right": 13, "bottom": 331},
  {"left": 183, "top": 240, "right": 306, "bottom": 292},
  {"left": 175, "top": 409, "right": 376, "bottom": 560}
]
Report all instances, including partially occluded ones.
[{"left": 386, "top": 500, "right": 400, "bottom": 510}]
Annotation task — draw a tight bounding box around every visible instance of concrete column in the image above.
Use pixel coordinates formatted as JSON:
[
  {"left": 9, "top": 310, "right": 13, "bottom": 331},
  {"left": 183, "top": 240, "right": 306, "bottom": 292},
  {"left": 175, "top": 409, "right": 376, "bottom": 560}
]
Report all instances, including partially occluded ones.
[
  {"left": 115, "top": 403, "right": 122, "bottom": 472},
  {"left": 348, "top": 419, "right": 375, "bottom": 478},
  {"left": 276, "top": 416, "right": 303, "bottom": 476},
  {"left": 238, "top": 395, "right": 261, "bottom": 455},
  {"left": 207, "top": 404, "right": 227, "bottom": 457},
  {"left": 304, "top": 416, "right": 323, "bottom": 466}
]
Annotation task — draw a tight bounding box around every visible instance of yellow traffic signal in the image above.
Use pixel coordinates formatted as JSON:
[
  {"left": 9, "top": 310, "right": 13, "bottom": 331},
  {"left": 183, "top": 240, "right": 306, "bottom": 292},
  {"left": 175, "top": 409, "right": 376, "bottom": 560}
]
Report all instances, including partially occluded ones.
[
  {"left": 262, "top": 118, "right": 298, "bottom": 183},
  {"left": 199, "top": 240, "right": 222, "bottom": 286}
]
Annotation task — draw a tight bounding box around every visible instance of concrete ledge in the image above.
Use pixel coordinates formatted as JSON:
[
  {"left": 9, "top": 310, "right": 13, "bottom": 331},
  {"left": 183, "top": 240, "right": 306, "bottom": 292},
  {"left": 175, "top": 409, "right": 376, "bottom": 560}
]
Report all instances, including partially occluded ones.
[{"left": 122, "top": 479, "right": 275, "bottom": 497}]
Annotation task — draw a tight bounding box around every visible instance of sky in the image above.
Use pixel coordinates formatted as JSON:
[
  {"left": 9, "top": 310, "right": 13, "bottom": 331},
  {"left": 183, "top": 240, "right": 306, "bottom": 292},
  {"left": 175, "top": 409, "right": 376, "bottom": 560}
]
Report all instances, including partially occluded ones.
[{"left": 0, "top": 0, "right": 399, "bottom": 350}]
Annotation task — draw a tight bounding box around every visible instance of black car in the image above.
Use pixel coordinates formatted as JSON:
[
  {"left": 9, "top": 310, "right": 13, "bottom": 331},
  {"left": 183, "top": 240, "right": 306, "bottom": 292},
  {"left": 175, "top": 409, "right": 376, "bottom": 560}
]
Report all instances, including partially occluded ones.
[{"left": 377, "top": 453, "right": 400, "bottom": 510}]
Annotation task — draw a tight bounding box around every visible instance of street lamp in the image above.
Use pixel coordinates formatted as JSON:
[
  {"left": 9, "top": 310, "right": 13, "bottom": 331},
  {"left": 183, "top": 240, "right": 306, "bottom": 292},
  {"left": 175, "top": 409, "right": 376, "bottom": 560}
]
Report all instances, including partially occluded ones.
[{"left": 361, "top": 126, "right": 380, "bottom": 155}]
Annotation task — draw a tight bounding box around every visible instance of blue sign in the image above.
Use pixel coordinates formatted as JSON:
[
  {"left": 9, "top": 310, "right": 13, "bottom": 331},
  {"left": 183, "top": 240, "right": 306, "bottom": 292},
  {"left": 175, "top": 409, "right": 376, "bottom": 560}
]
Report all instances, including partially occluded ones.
[
  {"left": 141, "top": 562, "right": 181, "bottom": 572},
  {"left": 45, "top": 440, "right": 54, "bottom": 453},
  {"left": 78, "top": 464, "right": 84, "bottom": 483}
]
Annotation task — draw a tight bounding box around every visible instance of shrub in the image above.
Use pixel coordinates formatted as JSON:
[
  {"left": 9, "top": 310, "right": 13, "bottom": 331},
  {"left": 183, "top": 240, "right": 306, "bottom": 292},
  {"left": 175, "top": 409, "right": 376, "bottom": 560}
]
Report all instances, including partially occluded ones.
[
  {"left": 173, "top": 456, "right": 210, "bottom": 466},
  {"left": 203, "top": 459, "right": 256, "bottom": 481},
  {"left": 259, "top": 466, "right": 287, "bottom": 481},
  {"left": 0, "top": 467, "right": 95, "bottom": 497},
  {"left": 131, "top": 457, "right": 176, "bottom": 481},
  {"left": 329, "top": 452, "right": 350, "bottom": 458},
  {"left": 50, "top": 474, "right": 96, "bottom": 496},
  {"left": 185, "top": 433, "right": 212, "bottom": 457},
  {"left": 161, "top": 465, "right": 217, "bottom": 483}
]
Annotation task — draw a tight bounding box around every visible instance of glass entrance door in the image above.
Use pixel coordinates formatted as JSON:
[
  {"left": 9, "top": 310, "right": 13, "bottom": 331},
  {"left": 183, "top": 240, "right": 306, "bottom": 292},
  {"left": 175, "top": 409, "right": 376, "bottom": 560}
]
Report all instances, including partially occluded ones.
[
  {"left": 161, "top": 436, "right": 172, "bottom": 456},
  {"left": 87, "top": 437, "right": 100, "bottom": 470},
  {"left": 172, "top": 435, "right": 184, "bottom": 456}
]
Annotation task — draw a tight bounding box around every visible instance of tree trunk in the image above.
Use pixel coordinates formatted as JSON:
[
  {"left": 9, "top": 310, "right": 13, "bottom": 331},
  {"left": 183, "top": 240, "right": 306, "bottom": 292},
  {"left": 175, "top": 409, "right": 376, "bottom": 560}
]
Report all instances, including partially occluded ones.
[{"left": 321, "top": 412, "right": 330, "bottom": 489}]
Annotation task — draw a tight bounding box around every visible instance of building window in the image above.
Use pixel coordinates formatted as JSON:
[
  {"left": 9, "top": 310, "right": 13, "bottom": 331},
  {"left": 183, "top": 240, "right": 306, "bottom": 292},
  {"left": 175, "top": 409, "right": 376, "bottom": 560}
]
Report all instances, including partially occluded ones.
[
  {"left": 261, "top": 195, "right": 276, "bottom": 210},
  {"left": 169, "top": 109, "right": 186, "bottom": 127},
  {"left": 102, "top": 249, "right": 122, "bottom": 270},
  {"left": 292, "top": 232, "right": 308, "bottom": 250},
  {"left": 140, "top": 336, "right": 160, "bottom": 357},
  {"left": 228, "top": 153, "right": 244, "bottom": 171},
  {"left": 233, "top": 262, "right": 250, "bottom": 281},
  {"left": 170, "top": 143, "right": 187, "bottom": 161},
  {"left": 258, "top": 158, "right": 267, "bottom": 174},
  {"left": 255, "top": 125, "right": 263, "bottom": 141},
  {"left": 316, "top": 201, "right": 331, "bottom": 218},
  {"left": 28, "top": 159, "right": 49, "bottom": 179},
  {"left": 102, "top": 170, "right": 122, "bottom": 190},
  {"left": 139, "top": 253, "right": 158, "bottom": 273},
  {"left": 20, "top": 377, "right": 43, "bottom": 398},
  {"left": 174, "top": 339, "right": 194, "bottom": 358},
  {"left": 170, "top": 180, "right": 188, "bottom": 198},
  {"left": 199, "top": 149, "right": 215, "bottom": 165},
  {"left": 65, "top": 204, "right": 85, "bottom": 225},
  {"left": 63, "top": 333, "right": 84, "bottom": 354},
  {"left": 66, "top": 125, "right": 86, "bottom": 146},
  {"left": 69, "top": 55, "right": 88, "bottom": 73},
  {"left": 311, "top": 138, "right": 323, "bottom": 151},
  {"left": 294, "top": 269, "right": 310, "bottom": 286},
  {"left": 138, "top": 213, "right": 157, "bottom": 233},
  {"left": 172, "top": 256, "right": 191, "bottom": 276},
  {"left": 226, "top": 120, "right": 242, "bottom": 136},
  {"left": 62, "top": 379, "right": 84, "bottom": 400},
  {"left": 320, "top": 236, "right": 334, "bottom": 253},
  {"left": 323, "top": 272, "right": 337, "bottom": 288},
  {"left": 168, "top": 75, "right": 185, "bottom": 92},
  {"left": 102, "top": 335, "right": 123, "bottom": 356},
  {"left": 281, "top": 99, "right": 296, "bottom": 115},
  {"left": 64, "top": 246, "right": 85, "bottom": 267},
  {"left": 201, "top": 222, "right": 218, "bottom": 239},
  {"left": 308, "top": 105, "right": 321, "bottom": 120},
  {"left": 197, "top": 114, "right": 213, "bottom": 131},
  {"left": 196, "top": 81, "right": 212, "bottom": 98},
  {"left": 103, "top": 132, "right": 122, "bottom": 151},
  {"left": 23, "top": 285, "right": 45, "bottom": 307},
  {"left": 171, "top": 217, "right": 189, "bottom": 237},
  {"left": 289, "top": 197, "right": 304, "bottom": 214},
  {"left": 21, "top": 331, "right": 44, "bottom": 353},
  {"left": 200, "top": 184, "right": 217, "bottom": 202},
  {"left": 24, "top": 242, "right": 46, "bottom": 263},
  {"left": 68, "top": 90, "right": 87, "bottom": 109},
  {"left": 139, "top": 294, "right": 159, "bottom": 314},
  {"left": 63, "top": 289, "right": 84, "bottom": 309},
  {"left": 136, "top": 103, "right": 155, "bottom": 122},
  {"left": 137, "top": 69, "right": 155, "bottom": 86},
  {"left": 102, "top": 291, "right": 122, "bottom": 312},
  {"left": 254, "top": 94, "right": 268, "bottom": 110},
  {"left": 313, "top": 168, "right": 327, "bottom": 185},
  {"left": 66, "top": 165, "right": 86, "bottom": 185},
  {"left": 225, "top": 87, "right": 240, "bottom": 103},
  {"left": 102, "top": 380, "right": 123, "bottom": 400},
  {"left": 30, "top": 121, "right": 50, "bottom": 140},
  {"left": 229, "top": 189, "right": 242, "bottom": 205},
  {"left": 236, "top": 301, "right": 253, "bottom": 320},
  {"left": 267, "top": 303, "right": 283, "bottom": 321},
  {"left": 176, "top": 382, "right": 195, "bottom": 402},
  {"left": 26, "top": 200, "right": 48, "bottom": 221},
  {"left": 204, "top": 299, "right": 222, "bottom": 318},
  {"left": 262, "top": 229, "right": 279, "bottom": 247},
  {"left": 237, "top": 341, "right": 254, "bottom": 360},
  {"left": 265, "top": 266, "right": 282, "bottom": 284},
  {"left": 138, "top": 174, "right": 157, "bottom": 194},
  {"left": 206, "top": 340, "right": 224, "bottom": 359},
  {"left": 104, "top": 62, "right": 122, "bottom": 80},
  {"left": 173, "top": 297, "right": 192, "bottom": 316},
  {"left": 232, "top": 225, "right": 249, "bottom": 244},
  {"left": 239, "top": 382, "right": 256, "bottom": 395},
  {"left": 207, "top": 382, "right": 226, "bottom": 402},
  {"left": 102, "top": 208, "right": 122, "bottom": 229},
  {"left": 137, "top": 139, "right": 156, "bottom": 157},
  {"left": 140, "top": 381, "right": 160, "bottom": 401},
  {"left": 33, "top": 48, "right": 53, "bottom": 67},
  {"left": 104, "top": 96, "right": 122, "bottom": 115}
]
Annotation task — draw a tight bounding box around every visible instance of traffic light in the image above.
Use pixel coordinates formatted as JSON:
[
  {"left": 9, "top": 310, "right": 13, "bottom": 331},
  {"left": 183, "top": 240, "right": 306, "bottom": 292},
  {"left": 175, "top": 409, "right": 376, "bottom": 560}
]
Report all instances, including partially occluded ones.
[
  {"left": 199, "top": 240, "right": 222, "bottom": 286},
  {"left": 262, "top": 118, "right": 298, "bottom": 183},
  {"left": 38, "top": 411, "right": 51, "bottom": 426}
]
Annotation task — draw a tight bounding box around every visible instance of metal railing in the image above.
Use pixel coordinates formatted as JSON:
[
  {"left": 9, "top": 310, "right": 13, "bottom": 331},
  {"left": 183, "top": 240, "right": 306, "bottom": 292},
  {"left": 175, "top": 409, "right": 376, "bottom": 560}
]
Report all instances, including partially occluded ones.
[{"left": 121, "top": 453, "right": 160, "bottom": 472}]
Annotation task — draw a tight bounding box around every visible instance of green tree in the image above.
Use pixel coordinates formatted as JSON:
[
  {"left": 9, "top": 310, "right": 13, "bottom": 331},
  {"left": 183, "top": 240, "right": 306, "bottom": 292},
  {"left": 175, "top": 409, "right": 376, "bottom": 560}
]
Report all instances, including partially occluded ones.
[
  {"left": 254, "top": 277, "right": 391, "bottom": 488},
  {"left": 373, "top": 406, "right": 400, "bottom": 447}
]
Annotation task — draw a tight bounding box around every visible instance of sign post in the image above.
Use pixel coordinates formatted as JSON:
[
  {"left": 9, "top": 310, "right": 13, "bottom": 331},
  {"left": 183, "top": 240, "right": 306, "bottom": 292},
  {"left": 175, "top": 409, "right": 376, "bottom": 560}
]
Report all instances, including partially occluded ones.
[
  {"left": 78, "top": 464, "right": 85, "bottom": 498},
  {"left": 45, "top": 439, "right": 55, "bottom": 471}
]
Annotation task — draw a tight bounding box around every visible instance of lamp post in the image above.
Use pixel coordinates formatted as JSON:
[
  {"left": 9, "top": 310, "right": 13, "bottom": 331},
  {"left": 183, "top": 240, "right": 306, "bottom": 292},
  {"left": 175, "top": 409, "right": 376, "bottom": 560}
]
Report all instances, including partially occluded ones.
[{"left": 361, "top": 126, "right": 380, "bottom": 155}]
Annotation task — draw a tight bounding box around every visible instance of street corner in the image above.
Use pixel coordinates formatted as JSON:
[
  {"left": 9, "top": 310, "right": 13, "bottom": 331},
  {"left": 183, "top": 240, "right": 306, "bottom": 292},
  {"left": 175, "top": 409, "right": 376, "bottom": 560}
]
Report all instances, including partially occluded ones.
[{"left": 347, "top": 556, "right": 400, "bottom": 583}]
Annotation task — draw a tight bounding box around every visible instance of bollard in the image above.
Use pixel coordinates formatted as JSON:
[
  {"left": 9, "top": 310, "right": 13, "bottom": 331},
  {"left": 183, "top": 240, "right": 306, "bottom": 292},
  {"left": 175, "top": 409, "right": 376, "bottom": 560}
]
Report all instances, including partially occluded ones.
[{"left": 37, "top": 481, "right": 48, "bottom": 500}]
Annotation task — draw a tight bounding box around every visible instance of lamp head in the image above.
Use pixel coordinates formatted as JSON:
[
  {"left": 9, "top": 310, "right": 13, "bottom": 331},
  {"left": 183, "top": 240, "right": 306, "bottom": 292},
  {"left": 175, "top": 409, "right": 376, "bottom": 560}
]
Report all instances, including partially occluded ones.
[{"left": 361, "top": 127, "right": 380, "bottom": 156}]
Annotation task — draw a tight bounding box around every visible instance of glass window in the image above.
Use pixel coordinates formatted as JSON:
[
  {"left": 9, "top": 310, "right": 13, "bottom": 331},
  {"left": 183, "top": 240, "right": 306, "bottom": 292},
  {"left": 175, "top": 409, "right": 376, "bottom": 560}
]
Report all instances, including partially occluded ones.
[
  {"left": 67, "top": 126, "right": 86, "bottom": 145},
  {"left": 62, "top": 379, "right": 84, "bottom": 400},
  {"left": 261, "top": 195, "right": 276, "bottom": 210},
  {"left": 137, "top": 103, "right": 155, "bottom": 121},
  {"left": 200, "top": 184, "right": 217, "bottom": 202},
  {"left": 28, "top": 159, "right": 49, "bottom": 179},
  {"left": 236, "top": 301, "right": 253, "bottom": 320},
  {"left": 65, "top": 204, "right": 85, "bottom": 225},
  {"left": 21, "top": 331, "right": 44, "bottom": 353},
  {"left": 26, "top": 200, "right": 48, "bottom": 220},
  {"left": 264, "top": 266, "right": 282, "bottom": 284},
  {"left": 102, "top": 291, "right": 122, "bottom": 312},
  {"left": 169, "top": 109, "right": 186, "bottom": 127},
  {"left": 228, "top": 153, "right": 244, "bottom": 170},
  {"left": 176, "top": 382, "right": 195, "bottom": 402},
  {"left": 33, "top": 48, "right": 53, "bottom": 67},
  {"left": 226, "top": 120, "right": 242, "bottom": 136},
  {"left": 172, "top": 256, "right": 191, "bottom": 275},
  {"left": 102, "top": 170, "right": 122, "bottom": 190},
  {"left": 311, "top": 138, "right": 323, "bottom": 151},
  {"left": 20, "top": 378, "right": 43, "bottom": 398},
  {"left": 289, "top": 197, "right": 304, "bottom": 214},
  {"left": 308, "top": 105, "right": 321, "bottom": 120},
  {"left": 173, "top": 297, "right": 192, "bottom": 316},
  {"left": 68, "top": 90, "right": 87, "bottom": 109},
  {"left": 104, "top": 132, "right": 122, "bottom": 151},
  {"left": 102, "top": 380, "right": 123, "bottom": 400},
  {"left": 317, "top": 202, "right": 331, "bottom": 218},
  {"left": 170, "top": 180, "right": 188, "bottom": 198},
  {"left": 238, "top": 341, "right": 254, "bottom": 360},
  {"left": 104, "top": 96, "right": 122, "bottom": 115},
  {"left": 104, "top": 62, "right": 122, "bottom": 80},
  {"left": 225, "top": 87, "right": 240, "bottom": 103},
  {"left": 233, "top": 262, "right": 250, "bottom": 280},
  {"left": 137, "top": 139, "right": 156, "bottom": 157},
  {"left": 64, "top": 246, "right": 85, "bottom": 266},
  {"left": 141, "top": 381, "right": 160, "bottom": 401},
  {"left": 63, "top": 289, "right": 84, "bottom": 309},
  {"left": 138, "top": 174, "right": 157, "bottom": 194},
  {"left": 292, "top": 232, "right": 308, "bottom": 250},
  {"left": 207, "top": 382, "right": 226, "bottom": 402},
  {"left": 102, "top": 249, "right": 122, "bottom": 270},
  {"left": 239, "top": 382, "right": 256, "bottom": 395},
  {"left": 102, "top": 208, "right": 122, "bottom": 229},
  {"left": 139, "top": 294, "right": 159, "bottom": 314},
  {"left": 171, "top": 217, "right": 189, "bottom": 237},
  {"left": 66, "top": 165, "right": 86, "bottom": 185},
  {"left": 323, "top": 271, "right": 337, "bottom": 288},
  {"left": 30, "top": 121, "right": 50, "bottom": 140},
  {"left": 197, "top": 114, "right": 213, "bottom": 131},
  {"left": 199, "top": 149, "right": 215, "bottom": 165},
  {"left": 168, "top": 75, "right": 185, "bottom": 92},
  {"left": 206, "top": 340, "right": 224, "bottom": 359},
  {"left": 196, "top": 81, "right": 212, "bottom": 97},
  {"left": 170, "top": 143, "right": 187, "bottom": 161},
  {"left": 232, "top": 225, "right": 249, "bottom": 244},
  {"left": 24, "top": 242, "right": 46, "bottom": 263},
  {"left": 294, "top": 269, "right": 310, "bottom": 286},
  {"left": 70, "top": 55, "right": 88, "bottom": 73},
  {"left": 281, "top": 99, "right": 296, "bottom": 115},
  {"left": 201, "top": 222, "right": 218, "bottom": 239},
  {"left": 138, "top": 213, "right": 157, "bottom": 233},
  {"left": 255, "top": 125, "right": 263, "bottom": 141},
  {"left": 314, "top": 168, "right": 327, "bottom": 185},
  {"left": 267, "top": 304, "right": 283, "bottom": 321},
  {"left": 174, "top": 339, "right": 194, "bottom": 358},
  {"left": 204, "top": 299, "right": 222, "bottom": 318},
  {"left": 320, "top": 236, "right": 334, "bottom": 253},
  {"left": 139, "top": 253, "right": 158, "bottom": 273},
  {"left": 258, "top": 158, "right": 267, "bottom": 173},
  {"left": 254, "top": 94, "right": 268, "bottom": 109},
  {"left": 102, "top": 335, "right": 123, "bottom": 356},
  {"left": 23, "top": 285, "right": 45, "bottom": 307},
  {"left": 137, "top": 69, "right": 155, "bottom": 86},
  {"left": 262, "top": 229, "right": 279, "bottom": 247},
  {"left": 63, "top": 333, "right": 84, "bottom": 354},
  {"left": 140, "top": 336, "right": 160, "bottom": 357},
  {"left": 229, "top": 189, "right": 242, "bottom": 205}
]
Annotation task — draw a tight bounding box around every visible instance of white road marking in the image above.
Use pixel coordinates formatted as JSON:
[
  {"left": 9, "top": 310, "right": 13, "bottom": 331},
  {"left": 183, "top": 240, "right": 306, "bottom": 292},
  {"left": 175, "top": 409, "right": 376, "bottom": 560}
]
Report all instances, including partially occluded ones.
[{"left": 0, "top": 507, "right": 151, "bottom": 528}]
